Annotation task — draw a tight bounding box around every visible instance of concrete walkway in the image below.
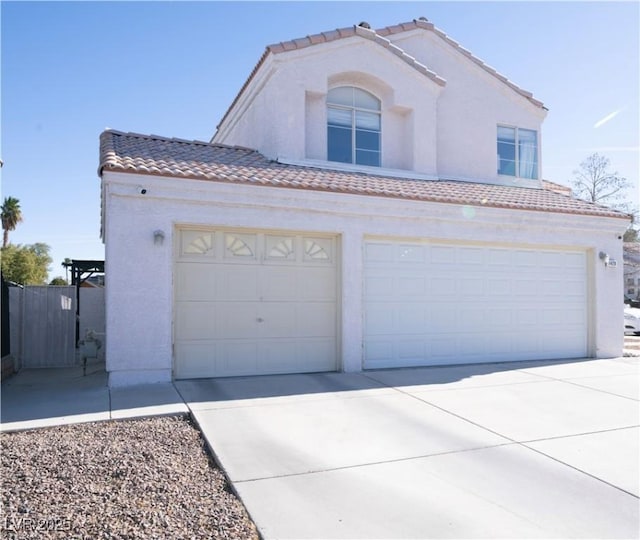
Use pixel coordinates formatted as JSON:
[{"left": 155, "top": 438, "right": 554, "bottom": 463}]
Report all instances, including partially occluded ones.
[
  {"left": 2, "top": 357, "right": 639, "bottom": 538},
  {"left": 0, "top": 363, "right": 187, "bottom": 431},
  {"left": 177, "top": 357, "right": 640, "bottom": 539}
]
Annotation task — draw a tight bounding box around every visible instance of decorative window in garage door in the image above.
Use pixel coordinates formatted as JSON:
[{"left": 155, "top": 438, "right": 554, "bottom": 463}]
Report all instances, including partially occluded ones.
[
  {"left": 266, "top": 236, "right": 295, "bottom": 260},
  {"left": 181, "top": 231, "right": 215, "bottom": 257},
  {"left": 224, "top": 233, "right": 255, "bottom": 258},
  {"left": 304, "top": 238, "right": 331, "bottom": 262},
  {"left": 178, "top": 230, "right": 335, "bottom": 265}
]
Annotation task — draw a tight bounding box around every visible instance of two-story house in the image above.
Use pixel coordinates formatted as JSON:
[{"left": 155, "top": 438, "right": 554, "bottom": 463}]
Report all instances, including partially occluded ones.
[{"left": 99, "top": 19, "right": 629, "bottom": 386}]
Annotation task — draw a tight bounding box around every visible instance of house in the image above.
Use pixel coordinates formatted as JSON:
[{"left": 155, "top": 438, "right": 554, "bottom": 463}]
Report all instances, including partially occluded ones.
[
  {"left": 624, "top": 243, "right": 640, "bottom": 300},
  {"left": 99, "top": 19, "right": 629, "bottom": 386}
]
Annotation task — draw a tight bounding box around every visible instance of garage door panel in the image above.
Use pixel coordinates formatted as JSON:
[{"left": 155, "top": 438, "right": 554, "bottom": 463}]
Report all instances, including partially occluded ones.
[
  {"left": 431, "top": 245, "right": 456, "bottom": 265},
  {"left": 297, "top": 303, "right": 336, "bottom": 337},
  {"left": 539, "top": 279, "right": 566, "bottom": 296},
  {"left": 218, "top": 265, "right": 259, "bottom": 301},
  {"left": 458, "top": 247, "right": 484, "bottom": 265},
  {"left": 364, "top": 240, "right": 588, "bottom": 369},
  {"left": 487, "top": 279, "right": 511, "bottom": 296},
  {"left": 298, "top": 339, "right": 338, "bottom": 371},
  {"left": 431, "top": 278, "right": 456, "bottom": 296},
  {"left": 220, "top": 341, "right": 260, "bottom": 375},
  {"left": 175, "top": 302, "right": 217, "bottom": 340},
  {"left": 397, "top": 244, "right": 426, "bottom": 263},
  {"left": 174, "top": 342, "right": 219, "bottom": 379},
  {"left": 459, "top": 278, "right": 484, "bottom": 296},
  {"left": 364, "top": 275, "right": 391, "bottom": 297},
  {"left": 428, "top": 308, "right": 457, "bottom": 332},
  {"left": 398, "top": 340, "right": 426, "bottom": 361},
  {"left": 300, "top": 267, "right": 336, "bottom": 300},
  {"left": 365, "top": 304, "right": 395, "bottom": 334},
  {"left": 217, "top": 304, "right": 259, "bottom": 339},
  {"left": 514, "top": 250, "right": 538, "bottom": 268},
  {"left": 398, "top": 305, "right": 427, "bottom": 333},
  {"left": 176, "top": 263, "right": 218, "bottom": 301},
  {"left": 260, "top": 266, "right": 298, "bottom": 301},
  {"left": 487, "top": 249, "right": 512, "bottom": 266},
  {"left": 365, "top": 243, "right": 395, "bottom": 263},
  {"left": 258, "top": 303, "right": 297, "bottom": 338},
  {"left": 513, "top": 279, "right": 538, "bottom": 297},
  {"left": 398, "top": 276, "right": 428, "bottom": 297}
]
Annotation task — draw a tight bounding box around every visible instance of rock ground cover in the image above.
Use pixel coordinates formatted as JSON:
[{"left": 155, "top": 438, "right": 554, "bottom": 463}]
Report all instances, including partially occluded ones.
[{"left": 1, "top": 416, "right": 259, "bottom": 539}]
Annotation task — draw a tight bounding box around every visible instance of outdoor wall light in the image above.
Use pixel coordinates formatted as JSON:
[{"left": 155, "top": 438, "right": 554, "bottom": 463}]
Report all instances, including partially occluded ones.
[
  {"left": 154, "top": 230, "right": 165, "bottom": 245},
  {"left": 599, "top": 251, "right": 616, "bottom": 268}
]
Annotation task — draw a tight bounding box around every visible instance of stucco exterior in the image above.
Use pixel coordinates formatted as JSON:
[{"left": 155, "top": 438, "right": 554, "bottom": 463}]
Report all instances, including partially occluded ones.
[
  {"left": 102, "top": 171, "right": 626, "bottom": 385},
  {"left": 99, "top": 19, "right": 629, "bottom": 386},
  {"left": 214, "top": 23, "right": 545, "bottom": 188}
]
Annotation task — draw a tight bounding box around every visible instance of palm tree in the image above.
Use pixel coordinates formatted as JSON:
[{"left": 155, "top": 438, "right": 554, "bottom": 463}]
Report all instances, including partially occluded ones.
[
  {"left": 1, "top": 197, "right": 23, "bottom": 248},
  {"left": 62, "top": 258, "right": 72, "bottom": 282}
]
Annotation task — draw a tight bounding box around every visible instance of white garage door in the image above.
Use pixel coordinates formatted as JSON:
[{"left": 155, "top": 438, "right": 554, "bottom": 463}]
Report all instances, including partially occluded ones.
[
  {"left": 364, "top": 239, "right": 588, "bottom": 369},
  {"left": 175, "top": 229, "right": 337, "bottom": 378}
]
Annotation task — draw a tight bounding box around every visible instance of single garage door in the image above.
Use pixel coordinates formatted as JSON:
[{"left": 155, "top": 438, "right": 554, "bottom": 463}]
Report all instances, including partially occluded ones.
[
  {"left": 175, "top": 228, "right": 338, "bottom": 378},
  {"left": 364, "top": 239, "right": 588, "bottom": 369}
]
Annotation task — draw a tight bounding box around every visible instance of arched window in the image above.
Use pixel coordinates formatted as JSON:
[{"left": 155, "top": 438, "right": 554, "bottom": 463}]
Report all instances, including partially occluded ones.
[{"left": 327, "top": 87, "right": 381, "bottom": 167}]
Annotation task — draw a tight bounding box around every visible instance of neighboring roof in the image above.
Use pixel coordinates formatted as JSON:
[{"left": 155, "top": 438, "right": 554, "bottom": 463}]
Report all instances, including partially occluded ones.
[
  {"left": 542, "top": 179, "right": 573, "bottom": 196},
  {"left": 216, "top": 18, "right": 543, "bottom": 135},
  {"left": 100, "top": 130, "right": 627, "bottom": 220}
]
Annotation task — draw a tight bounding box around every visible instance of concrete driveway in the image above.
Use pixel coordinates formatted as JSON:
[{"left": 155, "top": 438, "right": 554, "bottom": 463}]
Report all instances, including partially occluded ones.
[{"left": 175, "top": 357, "right": 640, "bottom": 539}]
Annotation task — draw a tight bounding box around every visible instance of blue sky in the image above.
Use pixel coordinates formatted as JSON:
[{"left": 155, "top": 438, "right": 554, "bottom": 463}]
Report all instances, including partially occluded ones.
[{"left": 2, "top": 1, "right": 639, "bottom": 280}]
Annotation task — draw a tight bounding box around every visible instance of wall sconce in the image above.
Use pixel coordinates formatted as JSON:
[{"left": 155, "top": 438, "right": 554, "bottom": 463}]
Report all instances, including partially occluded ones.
[
  {"left": 154, "top": 230, "right": 165, "bottom": 245},
  {"left": 599, "top": 251, "right": 617, "bottom": 268}
]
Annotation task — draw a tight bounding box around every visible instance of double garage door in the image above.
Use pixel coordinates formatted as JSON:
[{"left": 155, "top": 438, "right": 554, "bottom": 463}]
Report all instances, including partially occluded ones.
[
  {"left": 175, "top": 229, "right": 338, "bottom": 378},
  {"left": 175, "top": 228, "right": 588, "bottom": 378},
  {"left": 364, "top": 239, "right": 588, "bottom": 368}
]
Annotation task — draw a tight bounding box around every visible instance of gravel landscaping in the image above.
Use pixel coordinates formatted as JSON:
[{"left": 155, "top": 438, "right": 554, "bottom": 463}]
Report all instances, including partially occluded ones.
[{"left": 1, "top": 416, "right": 259, "bottom": 539}]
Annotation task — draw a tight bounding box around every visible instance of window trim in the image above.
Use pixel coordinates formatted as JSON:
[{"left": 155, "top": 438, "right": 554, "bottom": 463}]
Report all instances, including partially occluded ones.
[
  {"left": 497, "top": 125, "right": 539, "bottom": 180},
  {"left": 327, "top": 86, "right": 381, "bottom": 167}
]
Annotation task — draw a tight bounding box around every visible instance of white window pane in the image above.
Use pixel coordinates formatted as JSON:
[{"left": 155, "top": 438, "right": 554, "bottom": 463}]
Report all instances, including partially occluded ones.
[
  {"left": 354, "top": 88, "right": 380, "bottom": 110},
  {"left": 520, "top": 161, "right": 538, "bottom": 180},
  {"left": 355, "top": 111, "right": 380, "bottom": 131},
  {"left": 497, "top": 126, "right": 515, "bottom": 142},
  {"left": 498, "top": 159, "right": 516, "bottom": 176},
  {"left": 519, "top": 129, "right": 537, "bottom": 144},
  {"left": 356, "top": 149, "right": 380, "bottom": 167},
  {"left": 328, "top": 107, "right": 352, "bottom": 127},
  {"left": 328, "top": 126, "right": 352, "bottom": 163},
  {"left": 327, "top": 87, "right": 353, "bottom": 106}
]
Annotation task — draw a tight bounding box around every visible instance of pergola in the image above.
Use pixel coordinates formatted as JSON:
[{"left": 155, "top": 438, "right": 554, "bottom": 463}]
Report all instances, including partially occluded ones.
[{"left": 69, "top": 260, "right": 105, "bottom": 346}]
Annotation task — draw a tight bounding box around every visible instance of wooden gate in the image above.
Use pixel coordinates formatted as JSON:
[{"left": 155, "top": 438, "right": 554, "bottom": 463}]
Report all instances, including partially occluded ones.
[{"left": 22, "top": 286, "right": 76, "bottom": 368}]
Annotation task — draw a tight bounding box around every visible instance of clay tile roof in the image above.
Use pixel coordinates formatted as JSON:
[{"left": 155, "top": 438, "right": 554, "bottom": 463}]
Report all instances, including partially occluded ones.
[{"left": 100, "top": 130, "right": 628, "bottom": 220}]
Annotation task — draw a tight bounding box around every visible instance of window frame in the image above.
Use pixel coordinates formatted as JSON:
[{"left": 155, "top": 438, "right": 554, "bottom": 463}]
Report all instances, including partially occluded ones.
[
  {"left": 327, "top": 86, "right": 381, "bottom": 167},
  {"left": 497, "top": 125, "right": 539, "bottom": 180}
]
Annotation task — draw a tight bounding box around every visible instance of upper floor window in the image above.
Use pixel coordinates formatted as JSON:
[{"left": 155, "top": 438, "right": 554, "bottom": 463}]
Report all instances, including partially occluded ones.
[
  {"left": 497, "top": 126, "right": 538, "bottom": 180},
  {"left": 327, "top": 87, "right": 381, "bottom": 167}
]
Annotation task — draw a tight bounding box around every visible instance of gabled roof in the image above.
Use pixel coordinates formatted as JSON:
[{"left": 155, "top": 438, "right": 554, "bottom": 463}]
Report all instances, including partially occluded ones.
[
  {"left": 100, "top": 130, "right": 627, "bottom": 220},
  {"left": 215, "top": 18, "right": 544, "bottom": 135},
  {"left": 376, "top": 19, "right": 544, "bottom": 108}
]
